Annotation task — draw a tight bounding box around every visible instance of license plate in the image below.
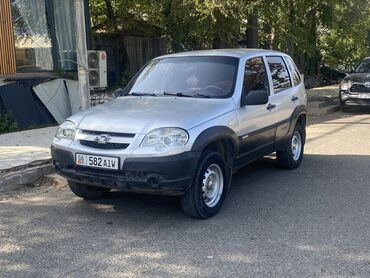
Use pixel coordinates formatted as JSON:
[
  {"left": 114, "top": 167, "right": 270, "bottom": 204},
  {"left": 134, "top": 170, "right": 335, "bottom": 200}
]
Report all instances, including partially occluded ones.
[
  {"left": 359, "top": 94, "right": 370, "bottom": 99},
  {"left": 75, "top": 153, "right": 119, "bottom": 170}
]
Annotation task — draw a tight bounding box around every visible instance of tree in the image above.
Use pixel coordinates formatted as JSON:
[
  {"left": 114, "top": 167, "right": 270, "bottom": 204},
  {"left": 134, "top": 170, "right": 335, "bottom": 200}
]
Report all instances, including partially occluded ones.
[{"left": 89, "top": 0, "right": 370, "bottom": 76}]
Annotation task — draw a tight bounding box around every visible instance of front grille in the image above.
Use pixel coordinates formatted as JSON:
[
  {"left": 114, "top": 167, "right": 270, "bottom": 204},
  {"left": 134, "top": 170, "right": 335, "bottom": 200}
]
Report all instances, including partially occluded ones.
[
  {"left": 81, "top": 129, "right": 135, "bottom": 138},
  {"left": 350, "top": 84, "right": 370, "bottom": 93},
  {"left": 80, "top": 140, "right": 129, "bottom": 150}
]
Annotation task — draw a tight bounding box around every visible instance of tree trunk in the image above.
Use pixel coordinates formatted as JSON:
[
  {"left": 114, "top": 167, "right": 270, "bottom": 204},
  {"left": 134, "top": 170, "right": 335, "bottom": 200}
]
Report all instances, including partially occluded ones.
[
  {"left": 287, "top": 0, "right": 295, "bottom": 56},
  {"left": 212, "top": 36, "right": 221, "bottom": 49},
  {"left": 262, "top": 22, "right": 272, "bottom": 49},
  {"left": 104, "top": 0, "right": 117, "bottom": 32},
  {"left": 246, "top": 10, "right": 258, "bottom": 48}
]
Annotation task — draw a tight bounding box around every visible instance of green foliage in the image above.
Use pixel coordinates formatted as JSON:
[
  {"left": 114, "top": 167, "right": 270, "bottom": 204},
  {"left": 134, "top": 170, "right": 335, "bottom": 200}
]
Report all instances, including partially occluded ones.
[
  {"left": 319, "top": 0, "right": 370, "bottom": 71},
  {"left": 0, "top": 112, "right": 18, "bottom": 134},
  {"left": 89, "top": 0, "right": 370, "bottom": 75}
]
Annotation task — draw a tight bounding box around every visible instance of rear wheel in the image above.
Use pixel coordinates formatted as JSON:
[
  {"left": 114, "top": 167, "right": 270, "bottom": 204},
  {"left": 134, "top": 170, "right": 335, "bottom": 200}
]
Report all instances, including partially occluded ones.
[
  {"left": 181, "top": 151, "right": 230, "bottom": 219},
  {"left": 68, "top": 181, "right": 111, "bottom": 200},
  {"left": 276, "top": 124, "right": 304, "bottom": 169}
]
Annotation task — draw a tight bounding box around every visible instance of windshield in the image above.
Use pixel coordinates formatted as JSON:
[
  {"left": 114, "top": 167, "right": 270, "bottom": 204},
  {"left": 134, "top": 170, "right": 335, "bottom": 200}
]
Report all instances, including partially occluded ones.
[
  {"left": 353, "top": 59, "right": 370, "bottom": 73},
  {"left": 128, "top": 56, "right": 239, "bottom": 98}
]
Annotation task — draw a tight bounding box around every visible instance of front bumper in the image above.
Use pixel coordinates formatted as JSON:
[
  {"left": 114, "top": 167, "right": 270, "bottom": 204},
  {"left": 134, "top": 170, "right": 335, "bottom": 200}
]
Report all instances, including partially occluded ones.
[
  {"left": 342, "top": 98, "right": 370, "bottom": 106},
  {"left": 51, "top": 145, "right": 200, "bottom": 195},
  {"left": 340, "top": 91, "right": 370, "bottom": 106}
]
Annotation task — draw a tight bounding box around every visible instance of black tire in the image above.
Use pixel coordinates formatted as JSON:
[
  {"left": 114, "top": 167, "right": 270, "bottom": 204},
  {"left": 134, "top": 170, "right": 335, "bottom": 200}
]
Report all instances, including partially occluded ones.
[
  {"left": 340, "top": 97, "right": 350, "bottom": 113},
  {"left": 180, "top": 151, "right": 231, "bottom": 219},
  {"left": 68, "top": 180, "right": 111, "bottom": 200},
  {"left": 276, "top": 124, "right": 305, "bottom": 169},
  {"left": 341, "top": 104, "right": 350, "bottom": 113}
]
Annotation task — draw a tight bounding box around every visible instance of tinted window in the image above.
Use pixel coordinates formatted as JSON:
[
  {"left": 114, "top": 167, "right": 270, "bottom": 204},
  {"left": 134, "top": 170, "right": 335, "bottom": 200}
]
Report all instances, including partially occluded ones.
[
  {"left": 285, "top": 57, "right": 301, "bottom": 86},
  {"left": 129, "top": 56, "right": 239, "bottom": 99},
  {"left": 266, "top": 56, "right": 292, "bottom": 93},
  {"left": 354, "top": 59, "right": 370, "bottom": 73},
  {"left": 243, "top": 57, "right": 269, "bottom": 97}
]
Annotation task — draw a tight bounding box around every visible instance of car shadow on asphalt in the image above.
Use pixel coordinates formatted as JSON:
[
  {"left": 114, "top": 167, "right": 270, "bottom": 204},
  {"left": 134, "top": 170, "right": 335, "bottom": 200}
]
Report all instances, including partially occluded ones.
[
  {"left": 79, "top": 156, "right": 280, "bottom": 219},
  {"left": 77, "top": 152, "right": 370, "bottom": 222}
]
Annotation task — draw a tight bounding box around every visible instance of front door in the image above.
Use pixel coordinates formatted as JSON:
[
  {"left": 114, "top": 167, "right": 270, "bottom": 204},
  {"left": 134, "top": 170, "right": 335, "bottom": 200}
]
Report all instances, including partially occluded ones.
[{"left": 235, "top": 56, "right": 276, "bottom": 166}]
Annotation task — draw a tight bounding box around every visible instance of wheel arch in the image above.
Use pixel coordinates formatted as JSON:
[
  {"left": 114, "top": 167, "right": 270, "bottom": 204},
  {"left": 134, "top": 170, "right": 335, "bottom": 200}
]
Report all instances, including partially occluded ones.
[
  {"left": 191, "top": 126, "right": 239, "bottom": 168},
  {"left": 288, "top": 105, "right": 307, "bottom": 141}
]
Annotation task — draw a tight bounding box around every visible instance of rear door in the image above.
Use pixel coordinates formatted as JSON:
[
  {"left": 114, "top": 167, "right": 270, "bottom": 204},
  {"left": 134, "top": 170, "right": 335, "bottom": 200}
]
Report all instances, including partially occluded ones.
[{"left": 265, "top": 56, "right": 296, "bottom": 140}]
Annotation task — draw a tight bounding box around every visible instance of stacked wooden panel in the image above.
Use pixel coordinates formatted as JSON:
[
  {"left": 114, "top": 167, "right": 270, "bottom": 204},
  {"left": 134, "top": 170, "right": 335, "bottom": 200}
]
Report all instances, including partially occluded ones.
[{"left": 0, "top": 0, "right": 16, "bottom": 74}]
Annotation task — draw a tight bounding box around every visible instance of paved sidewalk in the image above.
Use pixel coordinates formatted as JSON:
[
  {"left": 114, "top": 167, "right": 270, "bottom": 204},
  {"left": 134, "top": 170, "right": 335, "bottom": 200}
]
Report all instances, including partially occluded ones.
[
  {"left": 0, "top": 126, "right": 57, "bottom": 170},
  {"left": 306, "top": 84, "right": 339, "bottom": 101}
]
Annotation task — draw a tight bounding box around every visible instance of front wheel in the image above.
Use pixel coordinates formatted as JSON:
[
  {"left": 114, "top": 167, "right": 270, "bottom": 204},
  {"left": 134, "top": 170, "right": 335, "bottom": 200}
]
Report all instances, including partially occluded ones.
[
  {"left": 68, "top": 181, "right": 111, "bottom": 200},
  {"left": 276, "top": 124, "right": 305, "bottom": 169},
  {"left": 181, "top": 151, "right": 230, "bottom": 219}
]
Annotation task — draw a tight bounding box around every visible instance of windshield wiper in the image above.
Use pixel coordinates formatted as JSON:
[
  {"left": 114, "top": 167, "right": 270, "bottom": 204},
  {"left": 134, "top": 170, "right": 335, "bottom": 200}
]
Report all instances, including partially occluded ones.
[
  {"left": 163, "top": 92, "right": 210, "bottom": 98},
  {"left": 130, "top": 92, "right": 156, "bottom": 96}
]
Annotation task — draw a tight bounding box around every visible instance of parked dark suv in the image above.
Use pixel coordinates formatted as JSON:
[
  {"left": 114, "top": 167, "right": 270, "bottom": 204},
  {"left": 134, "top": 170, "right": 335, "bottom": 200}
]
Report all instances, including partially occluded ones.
[{"left": 339, "top": 57, "right": 370, "bottom": 111}]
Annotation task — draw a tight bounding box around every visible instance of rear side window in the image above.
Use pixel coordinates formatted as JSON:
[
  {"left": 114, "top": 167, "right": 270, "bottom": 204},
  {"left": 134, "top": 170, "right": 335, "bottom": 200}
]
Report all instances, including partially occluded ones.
[
  {"left": 243, "top": 57, "right": 269, "bottom": 97},
  {"left": 285, "top": 57, "right": 302, "bottom": 86},
  {"left": 266, "top": 56, "right": 292, "bottom": 93}
]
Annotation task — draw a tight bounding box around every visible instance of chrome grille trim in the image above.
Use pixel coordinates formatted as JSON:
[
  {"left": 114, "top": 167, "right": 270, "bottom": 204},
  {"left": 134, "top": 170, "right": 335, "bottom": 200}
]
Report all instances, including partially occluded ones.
[
  {"left": 75, "top": 129, "right": 135, "bottom": 147},
  {"left": 80, "top": 129, "right": 135, "bottom": 138}
]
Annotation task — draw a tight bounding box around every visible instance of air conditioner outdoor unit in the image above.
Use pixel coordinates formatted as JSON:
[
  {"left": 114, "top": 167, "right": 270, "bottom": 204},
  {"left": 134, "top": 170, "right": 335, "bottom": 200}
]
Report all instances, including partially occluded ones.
[{"left": 87, "top": 50, "right": 107, "bottom": 88}]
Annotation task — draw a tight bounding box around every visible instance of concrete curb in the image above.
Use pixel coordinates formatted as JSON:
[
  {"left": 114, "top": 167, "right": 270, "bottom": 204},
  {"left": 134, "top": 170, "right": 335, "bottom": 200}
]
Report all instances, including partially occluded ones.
[{"left": 0, "top": 159, "right": 54, "bottom": 191}]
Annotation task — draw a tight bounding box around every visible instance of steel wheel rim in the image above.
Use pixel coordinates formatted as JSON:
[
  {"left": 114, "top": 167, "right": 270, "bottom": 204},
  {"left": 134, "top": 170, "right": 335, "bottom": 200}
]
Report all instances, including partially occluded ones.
[
  {"left": 291, "top": 131, "right": 302, "bottom": 161},
  {"left": 202, "top": 164, "right": 224, "bottom": 208}
]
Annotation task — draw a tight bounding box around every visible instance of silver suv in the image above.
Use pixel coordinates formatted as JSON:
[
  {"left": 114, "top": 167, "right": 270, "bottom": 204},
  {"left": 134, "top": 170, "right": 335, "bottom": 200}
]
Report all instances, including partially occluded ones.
[{"left": 51, "top": 49, "right": 307, "bottom": 218}]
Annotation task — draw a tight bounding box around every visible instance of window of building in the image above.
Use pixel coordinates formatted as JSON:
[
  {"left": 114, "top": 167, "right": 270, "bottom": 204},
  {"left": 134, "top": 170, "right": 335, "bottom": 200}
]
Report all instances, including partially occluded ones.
[
  {"left": 243, "top": 57, "right": 269, "bottom": 97},
  {"left": 11, "top": 0, "right": 77, "bottom": 72},
  {"left": 266, "top": 56, "right": 292, "bottom": 93}
]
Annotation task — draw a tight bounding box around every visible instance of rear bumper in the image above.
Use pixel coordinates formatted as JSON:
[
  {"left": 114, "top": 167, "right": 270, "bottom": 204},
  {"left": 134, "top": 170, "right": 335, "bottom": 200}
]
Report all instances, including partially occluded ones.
[{"left": 51, "top": 145, "right": 200, "bottom": 195}]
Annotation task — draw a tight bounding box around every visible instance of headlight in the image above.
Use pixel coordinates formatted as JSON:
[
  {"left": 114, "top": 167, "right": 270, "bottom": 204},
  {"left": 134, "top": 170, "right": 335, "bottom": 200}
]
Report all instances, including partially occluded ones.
[
  {"left": 141, "top": 128, "right": 189, "bottom": 150},
  {"left": 55, "top": 121, "right": 76, "bottom": 139},
  {"left": 340, "top": 81, "right": 351, "bottom": 91}
]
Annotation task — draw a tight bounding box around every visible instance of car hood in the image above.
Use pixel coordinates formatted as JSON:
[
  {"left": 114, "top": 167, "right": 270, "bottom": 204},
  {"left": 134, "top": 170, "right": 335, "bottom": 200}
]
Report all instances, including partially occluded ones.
[
  {"left": 343, "top": 73, "right": 370, "bottom": 83},
  {"left": 68, "top": 96, "right": 235, "bottom": 134}
]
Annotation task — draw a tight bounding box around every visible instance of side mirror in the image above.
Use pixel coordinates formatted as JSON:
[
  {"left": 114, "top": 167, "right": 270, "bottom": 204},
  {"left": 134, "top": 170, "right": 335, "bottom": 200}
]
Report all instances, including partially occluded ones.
[{"left": 241, "top": 90, "right": 269, "bottom": 106}]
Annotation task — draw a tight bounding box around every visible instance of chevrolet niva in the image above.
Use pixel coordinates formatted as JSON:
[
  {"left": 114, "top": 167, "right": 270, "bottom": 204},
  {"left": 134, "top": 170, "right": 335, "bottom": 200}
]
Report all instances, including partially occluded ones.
[{"left": 51, "top": 49, "right": 307, "bottom": 218}]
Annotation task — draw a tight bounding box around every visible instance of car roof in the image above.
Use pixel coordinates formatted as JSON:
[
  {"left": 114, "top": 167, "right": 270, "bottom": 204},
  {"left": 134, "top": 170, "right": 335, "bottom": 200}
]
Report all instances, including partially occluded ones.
[{"left": 157, "top": 49, "right": 288, "bottom": 59}]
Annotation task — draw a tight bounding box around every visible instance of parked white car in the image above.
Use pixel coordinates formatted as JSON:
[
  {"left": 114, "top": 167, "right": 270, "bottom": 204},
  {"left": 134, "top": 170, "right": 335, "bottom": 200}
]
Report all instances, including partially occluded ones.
[{"left": 51, "top": 49, "right": 307, "bottom": 218}]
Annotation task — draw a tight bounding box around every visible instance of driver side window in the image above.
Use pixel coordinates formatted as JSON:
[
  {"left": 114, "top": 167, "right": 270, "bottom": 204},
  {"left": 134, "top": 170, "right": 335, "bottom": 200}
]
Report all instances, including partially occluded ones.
[{"left": 243, "top": 57, "right": 269, "bottom": 97}]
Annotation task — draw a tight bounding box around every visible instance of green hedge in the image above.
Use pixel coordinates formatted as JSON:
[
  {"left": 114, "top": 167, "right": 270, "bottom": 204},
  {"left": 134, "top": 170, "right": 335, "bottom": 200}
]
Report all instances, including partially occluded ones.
[{"left": 0, "top": 112, "right": 18, "bottom": 134}]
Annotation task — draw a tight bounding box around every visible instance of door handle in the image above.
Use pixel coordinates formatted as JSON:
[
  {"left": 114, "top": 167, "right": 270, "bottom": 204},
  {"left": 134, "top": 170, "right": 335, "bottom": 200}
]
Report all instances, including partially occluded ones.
[
  {"left": 291, "top": 96, "right": 299, "bottom": 102},
  {"left": 267, "top": 103, "right": 276, "bottom": 111}
]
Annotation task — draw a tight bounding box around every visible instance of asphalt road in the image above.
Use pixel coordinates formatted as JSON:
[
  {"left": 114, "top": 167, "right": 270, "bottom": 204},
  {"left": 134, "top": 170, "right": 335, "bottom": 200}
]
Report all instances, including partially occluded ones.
[{"left": 1, "top": 111, "right": 370, "bottom": 277}]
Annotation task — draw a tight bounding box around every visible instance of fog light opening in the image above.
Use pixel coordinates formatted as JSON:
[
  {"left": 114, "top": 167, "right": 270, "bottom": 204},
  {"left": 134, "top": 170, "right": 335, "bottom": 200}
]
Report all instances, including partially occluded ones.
[{"left": 148, "top": 176, "right": 160, "bottom": 187}]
